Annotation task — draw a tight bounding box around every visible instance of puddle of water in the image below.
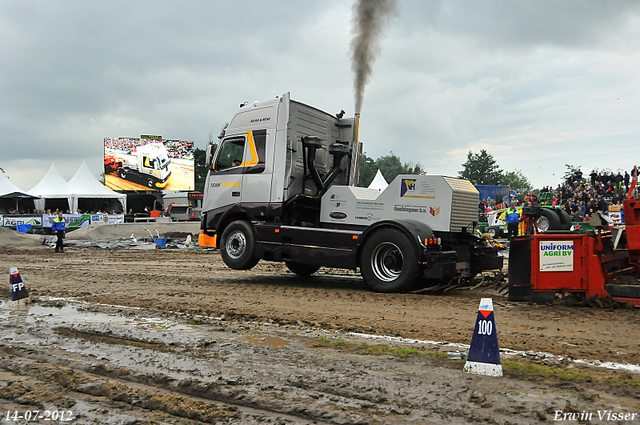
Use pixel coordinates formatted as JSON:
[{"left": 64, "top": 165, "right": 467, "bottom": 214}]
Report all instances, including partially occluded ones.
[{"left": 242, "top": 335, "right": 290, "bottom": 348}]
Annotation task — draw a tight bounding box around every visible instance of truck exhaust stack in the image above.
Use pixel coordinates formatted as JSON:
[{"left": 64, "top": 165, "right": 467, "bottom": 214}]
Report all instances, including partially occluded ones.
[{"left": 353, "top": 113, "right": 361, "bottom": 143}]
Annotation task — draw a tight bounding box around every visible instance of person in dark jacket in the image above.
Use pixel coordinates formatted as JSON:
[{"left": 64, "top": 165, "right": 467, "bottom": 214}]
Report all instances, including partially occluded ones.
[{"left": 52, "top": 212, "right": 66, "bottom": 253}]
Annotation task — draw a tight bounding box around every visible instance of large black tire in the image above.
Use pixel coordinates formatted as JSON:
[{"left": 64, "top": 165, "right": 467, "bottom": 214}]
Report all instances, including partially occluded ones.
[
  {"left": 220, "top": 220, "right": 259, "bottom": 270},
  {"left": 556, "top": 209, "right": 572, "bottom": 229},
  {"left": 486, "top": 226, "right": 500, "bottom": 238},
  {"left": 537, "top": 208, "right": 562, "bottom": 232},
  {"left": 286, "top": 262, "right": 320, "bottom": 277},
  {"left": 147, "top": 179, "right": 154, "bottom": 188},
  {"left": 118, "top": 168, "right": 127, "bottom": 179},
  {"left": 361, "top": 228, "right": 422, "bottom": 293}
]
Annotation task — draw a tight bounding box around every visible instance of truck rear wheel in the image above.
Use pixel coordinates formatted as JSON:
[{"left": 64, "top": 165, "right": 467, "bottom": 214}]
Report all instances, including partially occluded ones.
[
  {"left": 361, "top": 228, "right": 421, "bottom": 293},
  {"left": 286, "top": 262, "right": 320, "bottom": 277},
  {"left": 220, "top": 220, "right": 259, "bottom": 270}
]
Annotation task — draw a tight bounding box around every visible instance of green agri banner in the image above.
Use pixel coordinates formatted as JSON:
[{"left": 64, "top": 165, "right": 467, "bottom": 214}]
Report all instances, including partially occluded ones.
[{"left": 2, "top": 215, "right": 44, "bottom": 229}]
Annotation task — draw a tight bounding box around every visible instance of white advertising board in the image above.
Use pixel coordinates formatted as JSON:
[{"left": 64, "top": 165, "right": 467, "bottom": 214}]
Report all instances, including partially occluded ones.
[{"left": 540, "top": 240, "right": 574, "bottom": 272}]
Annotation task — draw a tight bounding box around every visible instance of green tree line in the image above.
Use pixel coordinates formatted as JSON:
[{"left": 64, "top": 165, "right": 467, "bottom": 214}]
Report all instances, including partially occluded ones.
[{"left": 458, "top": 149, "right": 533, "bottom": 195}]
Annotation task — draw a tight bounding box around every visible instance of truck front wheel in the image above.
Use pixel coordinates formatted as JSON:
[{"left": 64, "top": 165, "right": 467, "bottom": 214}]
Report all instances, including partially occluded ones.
[
  {"left": 361, "top": 228, "right": 422, "bottom": 293},
  {"left": 220, "top": 220, "right": 259, "bottom": 270},
  {"left": 118, "top": 168, "right": 127, "bottom": 179},
  {"left": 147, "top": 179, "right": 154, "bottom": 188}
]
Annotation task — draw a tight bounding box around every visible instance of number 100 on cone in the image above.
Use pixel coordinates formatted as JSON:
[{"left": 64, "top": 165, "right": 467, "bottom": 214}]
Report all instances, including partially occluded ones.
[{"left": 463, "top": 298, "right": 503, "bottom": 377}]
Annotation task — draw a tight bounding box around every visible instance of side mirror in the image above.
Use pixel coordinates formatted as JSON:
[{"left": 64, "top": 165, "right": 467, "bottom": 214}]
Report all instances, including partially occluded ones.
[{"left": 206, "top": 144, "right": 215, "bottom": 169}]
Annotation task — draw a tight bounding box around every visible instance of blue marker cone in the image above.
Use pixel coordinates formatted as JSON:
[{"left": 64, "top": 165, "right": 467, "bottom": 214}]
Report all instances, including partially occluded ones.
[
  {"left": 463, "top": 298, "right": 503, "bottom": 377},
  {"left": 9, "top": 267, "right": 30, "bottom": 308}
]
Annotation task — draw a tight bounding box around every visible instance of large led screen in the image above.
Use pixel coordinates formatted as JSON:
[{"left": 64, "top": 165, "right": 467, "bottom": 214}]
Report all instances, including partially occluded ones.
[{"left": 104, "top": 137, "right": 194, "bottom": 191}]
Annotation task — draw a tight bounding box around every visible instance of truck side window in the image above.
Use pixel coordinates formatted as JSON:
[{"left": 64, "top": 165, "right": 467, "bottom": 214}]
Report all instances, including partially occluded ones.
[{"left": 215, "top": 137, "right": 245, "bottom": 171}]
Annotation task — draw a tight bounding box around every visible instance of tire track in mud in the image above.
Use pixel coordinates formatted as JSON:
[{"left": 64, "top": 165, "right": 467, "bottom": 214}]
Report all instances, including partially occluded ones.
[{"left": 0, "top": 342, "right": 342, "bottom": 425}]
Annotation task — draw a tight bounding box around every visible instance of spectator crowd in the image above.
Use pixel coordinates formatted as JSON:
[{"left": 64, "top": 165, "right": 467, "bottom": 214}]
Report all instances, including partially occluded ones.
[
  {"left": 104, "top": 137, "right": 194, "bottom": 160},
  {"left": 478, "top": 166, "right": 637, "bottom": 223}
]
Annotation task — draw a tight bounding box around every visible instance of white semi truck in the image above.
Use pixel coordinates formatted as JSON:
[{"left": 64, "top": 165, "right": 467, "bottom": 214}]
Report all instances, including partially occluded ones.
[
  {"left": 107, "top": 143, "right": 172, "bottom": 189},
  {"left": 200, "top": 93, "right": 502, "bottom": 292}
]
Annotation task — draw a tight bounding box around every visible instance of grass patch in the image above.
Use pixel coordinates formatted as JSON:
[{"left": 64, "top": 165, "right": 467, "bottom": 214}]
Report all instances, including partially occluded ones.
[
  {"left": 358, "top": 343, "right": 448, "bottom": 359},
  {"left": 316, "top": 336, "right": 329, "bottom": 342},
  {"left": 332, "top": 339, "right": 347, "bottom": 347}
]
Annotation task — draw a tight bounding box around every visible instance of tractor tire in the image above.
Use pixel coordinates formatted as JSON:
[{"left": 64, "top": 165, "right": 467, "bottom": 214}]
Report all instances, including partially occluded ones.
[
  {"left": 557, "top": 209, "right": 572, "bottom": 229},
  {"left": 220, "top": 220, "right": 259, "bottom": 270},
  {"left": 486, "top": 226, "right": 500, "bottom": 239},
  {"left": 361, "top": 228, "right": 422, "bottom": 293},
  {"left": 286, "top": 262, "right": 320, "bottom": 277},
  {"left": 537, "top": 208, "right": 562, "bottom": 232}
]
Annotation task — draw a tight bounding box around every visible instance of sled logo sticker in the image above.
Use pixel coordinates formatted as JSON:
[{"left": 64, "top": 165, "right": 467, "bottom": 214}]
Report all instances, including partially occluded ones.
[
  {"left": 430, "top": 206, "right": 440, "bottom": 217},
  {"left": 400, "top": 178, "right": 435, "bottom": 199}
]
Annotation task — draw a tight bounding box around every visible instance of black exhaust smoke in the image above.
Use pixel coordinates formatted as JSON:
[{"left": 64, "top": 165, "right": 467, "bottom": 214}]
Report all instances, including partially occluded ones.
[{"left": 350, "top": 0, "right": 398, "bottom": 114}]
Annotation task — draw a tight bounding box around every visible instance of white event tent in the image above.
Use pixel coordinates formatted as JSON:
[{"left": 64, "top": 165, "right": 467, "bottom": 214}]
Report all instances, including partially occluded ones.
[
  {"left": 28, "top": 163, "right": 71, "bottom": 212},
  {"left": 29, "top": 162, "right": 126, "bottom": 213},
  {"left": 367, "top": 169, "right": 389, "bottom": 192},
  {"left": 0, "top": 170, "right": 39, "bottom": 210},
  {"left": 66, "top": 161, "right": 126, "bottom": 213}
]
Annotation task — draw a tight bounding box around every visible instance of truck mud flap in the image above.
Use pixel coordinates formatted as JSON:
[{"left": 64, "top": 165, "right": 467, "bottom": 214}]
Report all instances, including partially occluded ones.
[{"left": 422, "top": 250, "right": 457, "bottom": 280}]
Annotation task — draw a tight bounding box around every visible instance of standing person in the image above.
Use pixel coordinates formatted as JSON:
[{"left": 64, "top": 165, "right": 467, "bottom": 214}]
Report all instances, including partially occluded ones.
[
  {"left": 52, "top": 212, "right": 66, "bottom": 253},
  {"left": 624, "top": 171, "right": 630, "bottom": 193},
  {"left": 505, "top": 205, "right": 521, "bottom": 239}
]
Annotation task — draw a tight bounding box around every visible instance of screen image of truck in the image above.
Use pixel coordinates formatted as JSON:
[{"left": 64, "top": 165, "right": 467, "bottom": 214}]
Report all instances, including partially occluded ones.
[{"left": 104, "top": 137, "right": 195, "bottom": 191}]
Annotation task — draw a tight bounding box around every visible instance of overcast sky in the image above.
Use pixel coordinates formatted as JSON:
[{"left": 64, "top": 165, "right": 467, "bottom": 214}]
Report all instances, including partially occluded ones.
[{"left": 1, "top": 0, "right": 639, "bottom": 191}]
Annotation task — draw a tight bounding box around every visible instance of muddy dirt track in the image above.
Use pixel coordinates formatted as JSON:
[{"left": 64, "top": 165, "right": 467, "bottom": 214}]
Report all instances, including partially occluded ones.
[{"left": 1, "top": 244, "right": 639, "bottom": 424}]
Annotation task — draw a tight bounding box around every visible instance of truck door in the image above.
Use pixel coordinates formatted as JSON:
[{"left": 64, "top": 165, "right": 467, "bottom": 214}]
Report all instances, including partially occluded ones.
[{"left": 205, "top": 135, "right": 247, "bottom": 212}]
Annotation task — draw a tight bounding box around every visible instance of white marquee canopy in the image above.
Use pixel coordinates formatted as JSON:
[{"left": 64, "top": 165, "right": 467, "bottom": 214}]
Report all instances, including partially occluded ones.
[{"left": 29, "top": 162, "right": 125, "bottom": 213}]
